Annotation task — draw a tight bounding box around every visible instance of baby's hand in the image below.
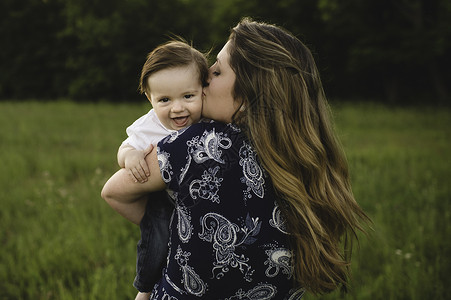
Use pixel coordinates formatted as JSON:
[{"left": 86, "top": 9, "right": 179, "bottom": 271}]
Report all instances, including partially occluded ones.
[{"left": 124, "top": 145, "right": 153, "bottom": 183}]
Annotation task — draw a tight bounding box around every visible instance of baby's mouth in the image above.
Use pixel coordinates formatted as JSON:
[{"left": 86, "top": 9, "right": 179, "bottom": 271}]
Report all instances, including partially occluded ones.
[{"left": 173, "top": 116, "right": 188, "bottom": 127}]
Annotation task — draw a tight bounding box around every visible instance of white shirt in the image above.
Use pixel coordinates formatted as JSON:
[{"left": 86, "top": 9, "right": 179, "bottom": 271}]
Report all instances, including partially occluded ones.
[{"left": 122, "top": 109, "right": 175, "bottom": 150}]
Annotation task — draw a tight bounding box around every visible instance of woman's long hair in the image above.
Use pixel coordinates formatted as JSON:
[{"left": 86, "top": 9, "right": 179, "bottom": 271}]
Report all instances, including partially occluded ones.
[{"left": 228, "top": 18, "right": 370, "bottom": 294}]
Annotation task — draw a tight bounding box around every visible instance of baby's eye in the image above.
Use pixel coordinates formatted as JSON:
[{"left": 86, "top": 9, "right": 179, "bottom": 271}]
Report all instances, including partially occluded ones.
[
  {"left": 159, "top": 98, "right": 170, "bottom": 103},
  {"left": 184, "top": 94, "right": 194, "bottom": 99},
  {"left": 212, "top": 71, "right": 220, "bottom": 76}
]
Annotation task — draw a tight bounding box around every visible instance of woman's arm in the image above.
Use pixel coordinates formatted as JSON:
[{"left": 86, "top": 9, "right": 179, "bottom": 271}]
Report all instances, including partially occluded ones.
[{"left": 101, "top": 147, "right": 166, "bottom": 224}]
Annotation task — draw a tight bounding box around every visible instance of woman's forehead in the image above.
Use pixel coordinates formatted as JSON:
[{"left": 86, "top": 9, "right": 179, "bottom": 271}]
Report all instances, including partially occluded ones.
[{"left": 217, "top": 41, "right": 231, "bottom": 60}]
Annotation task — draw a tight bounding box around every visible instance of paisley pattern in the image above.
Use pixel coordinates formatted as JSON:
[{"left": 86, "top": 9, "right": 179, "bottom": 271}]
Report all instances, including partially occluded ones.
[
  {"left": 150, "top": 287, "right": 179, "bottom": 300},
  {"left": 239, "top": 142, "right": 265, "bottom": 200},
  {"left": 157, "top": 148, "right": 173, "bottom": 183},
  {"left": 269, "top": 203, "right": 289, "bottom": 234},
  {"left": 176, "top": 205, "right": 193, "bottom": 243},
  {"left": 179, "top": 128, "right": 231, "bottom": 183},
  {"left": 152, "top": 122, "right": 302, "bottom": 299},
  {"left": 198, "top": 212, "right": 261, "bottom": 281},
  {"left": 161, "top": 291, "right": 179, "bottom": 300},
  {"left": 165, "top": 273, "right": 185, "bottom": 295},
  {"left": 264, "top": 247, "right": 293, "bottom": 279},
  {"left": 287, "top": 287, "right": 306, "bottom": 300},
  {"left": 175, "top": 245, "right": 207, "bottom": 296},
  {"left": 224, "top": 283, "right": 277, "bottom": 300},
  {"left": 188, "top": 128, "right": 232, "bottom": 164}
]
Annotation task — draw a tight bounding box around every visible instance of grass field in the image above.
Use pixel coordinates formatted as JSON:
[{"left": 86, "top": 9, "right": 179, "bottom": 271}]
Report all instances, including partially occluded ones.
[{"left": 0, "top": 101, "right": 449, "bottom": 299}]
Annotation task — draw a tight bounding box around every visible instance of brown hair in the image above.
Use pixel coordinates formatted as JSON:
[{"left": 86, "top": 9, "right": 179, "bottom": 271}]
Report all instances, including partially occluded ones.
[
  {"left": 139, "top": 40, "right": 209, "bottom": 95},
  {"left": 228, "top": 18, "right": 370, "bottom": 294}
]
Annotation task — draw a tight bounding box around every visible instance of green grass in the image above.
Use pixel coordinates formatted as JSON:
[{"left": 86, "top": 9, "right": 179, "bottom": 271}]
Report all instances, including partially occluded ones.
[{"left": 1, "top": 100, "right": 450, "bottom": 299}]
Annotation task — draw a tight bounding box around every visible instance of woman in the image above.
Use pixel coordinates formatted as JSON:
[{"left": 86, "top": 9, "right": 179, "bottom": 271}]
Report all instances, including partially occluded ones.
[{"left": 103, "top": 18, "right": 369, "bottom": 299}]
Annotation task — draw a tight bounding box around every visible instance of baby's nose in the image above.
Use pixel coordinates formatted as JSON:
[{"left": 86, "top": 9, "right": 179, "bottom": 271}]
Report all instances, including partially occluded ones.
[{"left": 171, "top": 101, "right": 184, "bottom": 112}]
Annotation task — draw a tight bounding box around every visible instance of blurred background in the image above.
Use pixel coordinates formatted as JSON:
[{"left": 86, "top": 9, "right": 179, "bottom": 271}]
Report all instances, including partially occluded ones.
[
  {"left": 1, "top": 0, "right": 449, "bottom": 103},
  {"left": 1, "top": 0, "right": 450, "bottom": 299}
]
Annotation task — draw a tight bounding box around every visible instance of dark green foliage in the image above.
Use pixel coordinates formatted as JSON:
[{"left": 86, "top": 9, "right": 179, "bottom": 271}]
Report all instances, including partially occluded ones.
[{"left": 0, "top": 0, "right": 449, "bottom": 103}]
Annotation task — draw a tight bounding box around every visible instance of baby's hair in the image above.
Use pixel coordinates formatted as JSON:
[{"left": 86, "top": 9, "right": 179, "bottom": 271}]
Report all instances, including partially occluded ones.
[{"left": 139, "top": 40, "right": 209, "bottom": 95}]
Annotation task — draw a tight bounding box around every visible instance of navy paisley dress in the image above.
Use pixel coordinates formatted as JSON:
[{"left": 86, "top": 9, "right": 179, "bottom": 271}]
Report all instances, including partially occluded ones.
[{"left": 151, "top": 121, "right": 304, "bottom": 300}]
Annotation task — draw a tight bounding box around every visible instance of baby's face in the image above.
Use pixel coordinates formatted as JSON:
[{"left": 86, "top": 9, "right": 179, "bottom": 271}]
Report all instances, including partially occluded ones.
[{"left": 147, "top": 64, "right": 203, "bottom": 131}]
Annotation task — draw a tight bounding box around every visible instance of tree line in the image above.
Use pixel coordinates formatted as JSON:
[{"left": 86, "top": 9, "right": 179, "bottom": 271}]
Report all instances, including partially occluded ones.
[{"left": 1, "top": 0, "right": 449, "bottom": 103}]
